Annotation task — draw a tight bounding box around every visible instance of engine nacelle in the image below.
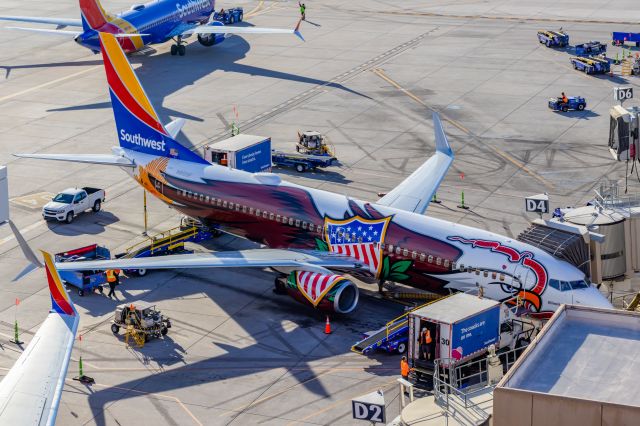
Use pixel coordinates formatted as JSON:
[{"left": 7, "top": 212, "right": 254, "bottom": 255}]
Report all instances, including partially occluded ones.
[
  {"left": 197, "top": 21, "right": 226, "bottom": 47},
  {"left": 278, "top": 271, "right": 359, "bottom": 314}
]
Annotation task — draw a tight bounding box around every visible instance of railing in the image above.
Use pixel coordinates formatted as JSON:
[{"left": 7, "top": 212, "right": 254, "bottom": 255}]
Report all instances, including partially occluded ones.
[
  {"left": 124, "top": 226, "right": 198, "bottom": 256},
  {"left": 611, "top": 290, "right": 640, "bottom": 310},
  {"left": 384, "top": 294, "right": 449, "bottom": 341}
]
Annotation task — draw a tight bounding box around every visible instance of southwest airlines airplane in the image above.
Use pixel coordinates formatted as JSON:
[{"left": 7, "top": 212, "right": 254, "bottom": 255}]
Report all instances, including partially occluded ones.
[
  {"left": 17, "top": 33, "right": 612, "bottom": 318},
  {"left": 0, "top": 0, "right": 302, "bottom": 55}
]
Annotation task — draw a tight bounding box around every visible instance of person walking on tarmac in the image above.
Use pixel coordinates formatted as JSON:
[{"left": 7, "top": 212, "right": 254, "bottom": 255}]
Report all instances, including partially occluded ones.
[
  {"left": 419, "top": 327, "right": 433, "bottom": 360},
  {"left": 400, "top": 356, "right": 411, "bottom": 381},
  {"left": 298, "top": 2, "right": 306, "bottom": 20},
  {"left": 106, "top": 269, "right": 121, "bottom": 299}
]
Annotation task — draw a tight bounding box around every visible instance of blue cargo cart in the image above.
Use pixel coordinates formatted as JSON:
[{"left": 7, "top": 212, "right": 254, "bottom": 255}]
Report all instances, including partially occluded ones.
[
  {"left": 56, "top": 244, "right": 111, "bottom": 296},
  {"left": 213, "top": 7, "right": 243, "bottom": 24},
  {"left": 548, "top": 96, "right": 586, "bottom": 112},
  {"left": 570, "top": 56, "right": 610, "bottom": 74},
  {"left": 575, "top": 41, "right": 606, "bottom": 56},
  {"left": 537, "top": 30, "right": 569, "bottom": 47},
  {"left": 272, "top": 150, "right": 337, "bottom": 173},
  {"left": 352, "top": 317, "right": 409, "bottom": 355},
  {"left": 612, "top": 32, "right": 640, "bottom": 47}
]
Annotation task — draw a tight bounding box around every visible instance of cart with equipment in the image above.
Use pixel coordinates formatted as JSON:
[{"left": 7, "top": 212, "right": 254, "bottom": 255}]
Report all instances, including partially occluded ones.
[
  {"left": 213, "top": 7, "right": 243, "bottom": 24},
  {"left": 55, "top": 244, "right": 110, "bottom": 296},
  {"left": 548, "top": 96, "right": 586, "bottom": 112},
  {"left": 537, "top": 30, "right": 569, "bottom": 47}
]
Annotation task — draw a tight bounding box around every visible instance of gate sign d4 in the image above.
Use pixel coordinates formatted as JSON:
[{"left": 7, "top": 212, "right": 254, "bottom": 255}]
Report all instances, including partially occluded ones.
[
  {"left": 352, "top": 390, "right": 386, "bottom": 423},
  {"left": 525, "top": 193, "right": 549, "bottom": 214},
  {"left": 614, "top": 87, "right": 633, "bottom": 101}
]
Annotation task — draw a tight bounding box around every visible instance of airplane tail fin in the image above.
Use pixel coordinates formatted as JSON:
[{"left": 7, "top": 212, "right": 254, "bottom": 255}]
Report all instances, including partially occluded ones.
[
  {"left": 42, "top": 252, "right": 76, "bottom": 317},
  {"left": 98, "top": 33, "right": 209, "bottom": 164},
  {"left": 79, "top": 0, "right": 112, "bottom": 31}
]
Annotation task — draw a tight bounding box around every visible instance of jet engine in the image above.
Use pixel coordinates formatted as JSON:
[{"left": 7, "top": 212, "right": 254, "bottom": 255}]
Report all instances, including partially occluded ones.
[
  {"left": 275, "top": 271, "right": 359, "bottom": 314},
  {"left": 197, "top": 21, "right": 226, "bottom": 47}
]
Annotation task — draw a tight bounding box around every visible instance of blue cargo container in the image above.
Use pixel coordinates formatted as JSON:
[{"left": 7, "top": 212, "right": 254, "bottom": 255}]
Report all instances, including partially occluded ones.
[{"left": 204, "top": 134, "right": 272, "bottom": 173}]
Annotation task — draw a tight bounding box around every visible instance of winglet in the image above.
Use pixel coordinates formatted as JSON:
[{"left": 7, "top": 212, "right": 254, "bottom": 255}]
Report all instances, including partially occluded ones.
[
  {"left": 294, "top": 18, "right": 304, "bottom": 42},
  {"left": 9, "top": 220, "right": 42, "bottom": 268},
  {"left": 433, "top": 112, "right": 453, "bottom": 158},
  {"left": 42, "top": 251, "right": 76, "bottom": 316}
]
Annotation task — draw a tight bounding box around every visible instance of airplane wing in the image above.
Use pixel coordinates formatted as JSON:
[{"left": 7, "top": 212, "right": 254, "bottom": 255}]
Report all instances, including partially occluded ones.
[
  {"left": 4, "top": 27, "right": 149, "bottom": 38},
  {"left": 0, "top": 252, "right": 78, "bottom": 426},
  {"left": 376, "top": 113, "right": 454, "bottom": 215},
  {"left": 0, "top": 16, "right": 82, "bottom": 27},
  {"left": 14, "top": 153, "right": 135, "bottom": 167},
  {"left": 55, "top": 249, "right": 365, "bottom": 275},
  {"left": 181, "top": 19, "right": 304, "bottom": 41}
]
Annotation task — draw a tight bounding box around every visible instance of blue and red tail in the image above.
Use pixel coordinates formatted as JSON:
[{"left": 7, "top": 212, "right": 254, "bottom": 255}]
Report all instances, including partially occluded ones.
[
  {"left": 80, "top": 0, "right": 111, "bottom": 31},
  {"left": 42, "top": 252, "right": 76, "bottom": 317},
  {"left": 98, "top": 32, "right": 209, "bottom": 164}
]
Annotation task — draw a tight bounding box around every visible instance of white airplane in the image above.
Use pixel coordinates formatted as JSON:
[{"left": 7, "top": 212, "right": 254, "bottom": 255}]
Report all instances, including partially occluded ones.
[{"left": 16, "top": 32, "right": 612, "bottom": 318}]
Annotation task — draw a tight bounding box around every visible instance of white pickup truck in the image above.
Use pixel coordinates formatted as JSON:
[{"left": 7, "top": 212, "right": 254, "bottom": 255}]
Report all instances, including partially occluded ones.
[{"left": 42, "top": 187, "right": 105, "bottom": 223}]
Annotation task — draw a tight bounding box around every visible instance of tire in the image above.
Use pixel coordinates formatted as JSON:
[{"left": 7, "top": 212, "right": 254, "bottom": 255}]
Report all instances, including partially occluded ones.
[
  {"left": 273, "top": 277, "right": 287, "bottom": 295},
  {"left": 93, "top": 200, "right": 101, "bottom": 212},
  {"left": 78, "top": 289, "right": 84, "bottom": 297},
  {"left": 111, "top": 324, "right": 120, "bottom": 335},
  {"left": 98, "top": 285, "right": 104, "bottom": 294},
  {"left": 577, "top": 104, "right": 585, "bottom": 111},
  {"left": 229, "top": 16, "right": 235, "bottom": 24},
  {"left": 170, "top": 44, "right": 178, "bottom": 55},
  {"left": 161, "top": 326, "right": 168, "bottom": 336},
  {"left": 178, "top": 45, "right": 186, "bottom": 56},
  {"left": 144, "top": 333, "right": 150, "bottom": 342},
  {"left": 65, "top": 212, "right": 74, "bottom": 224},
  {"left": 137, "top": 269, "right": 147, "bottom": 277},
  {"left": 562, "top": 106, "right": 568, "bottom": 112},
  {"left": 239, "top": 13, "right": 243, "bottom": 22},
  {"left": 396, "top": 342, "right": 407, "bottom": 354},
  {"left": 295, "top": 164, "right": 305, "bottom": 173}
]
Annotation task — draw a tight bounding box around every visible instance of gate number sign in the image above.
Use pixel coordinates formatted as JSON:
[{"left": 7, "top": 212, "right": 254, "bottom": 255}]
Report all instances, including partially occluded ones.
[
  {"left": 352, "top": 390, "right": 386, "bottom": 423},
  {"left": 525, "top": 193, "right": 549, "bottom": 214},
  {"left": 614, "top": 87, "right": 633, "bottom": 101}
]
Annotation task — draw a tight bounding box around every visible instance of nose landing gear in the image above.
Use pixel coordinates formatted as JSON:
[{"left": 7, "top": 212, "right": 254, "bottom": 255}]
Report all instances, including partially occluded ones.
[{"left": 170, "top": 36, "right": 186, "bottom": 56}]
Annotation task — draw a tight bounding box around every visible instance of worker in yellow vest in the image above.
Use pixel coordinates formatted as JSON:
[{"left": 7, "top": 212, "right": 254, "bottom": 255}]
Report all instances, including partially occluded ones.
[{"left": 106, "top": 269, "right": 121, "bottom": 299}]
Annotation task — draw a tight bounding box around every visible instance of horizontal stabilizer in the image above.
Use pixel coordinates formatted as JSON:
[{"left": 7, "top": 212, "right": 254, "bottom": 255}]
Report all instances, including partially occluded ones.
[
  {"left": 376, "top": 113, "right": 454, "bottom": 215},
  {"left": 0, "top": 16, "right": 82, "bottom": 27},
  {"left": 13, "top": 153, "right": 135, "bottom": 167},
  {"left": 165, "top": 118, "right": 185, "bottom": 139}
]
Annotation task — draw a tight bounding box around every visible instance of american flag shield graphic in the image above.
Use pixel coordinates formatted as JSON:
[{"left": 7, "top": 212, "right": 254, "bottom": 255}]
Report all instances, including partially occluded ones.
[
  {"left": 295, "top": 272, "right": 346, "bottom": 306},
  {"left": 324, "top": 215, "right": 391, "bottom": 276}
]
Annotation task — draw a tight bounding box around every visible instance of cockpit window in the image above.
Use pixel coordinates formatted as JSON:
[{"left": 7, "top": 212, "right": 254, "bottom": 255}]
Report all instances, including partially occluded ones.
[{"left": 549, "top": 278, "right": 591, "bottom": 291}]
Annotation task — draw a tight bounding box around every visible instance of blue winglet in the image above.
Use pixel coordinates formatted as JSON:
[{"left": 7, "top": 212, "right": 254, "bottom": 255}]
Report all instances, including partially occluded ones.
[{"left": 294, "top": 19, "right": 305, "bottom": 42}]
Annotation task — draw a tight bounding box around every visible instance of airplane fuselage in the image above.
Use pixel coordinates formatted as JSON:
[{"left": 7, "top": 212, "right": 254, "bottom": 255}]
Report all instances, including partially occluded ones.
[
  {"left": 126, "top": 149, "right": 611, "bottom": 317},
  {"left": 76, "top": 0, "right": 215, "bottom": 52}
]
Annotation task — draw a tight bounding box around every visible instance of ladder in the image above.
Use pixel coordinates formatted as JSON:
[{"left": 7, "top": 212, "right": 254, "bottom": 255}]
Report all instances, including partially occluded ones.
[
  {"left": 622, "top": 59, "right": 632, "bottom": 76},
  {"left": 124, "top": 311, "right": 145, "bottom": 348},
  {"left": 625, "top": 292, "right": 640, "bottom": 311}
]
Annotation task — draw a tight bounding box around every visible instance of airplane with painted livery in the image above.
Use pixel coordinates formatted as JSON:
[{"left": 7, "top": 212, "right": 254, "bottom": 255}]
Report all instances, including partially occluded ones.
[
  {"left": 0, "top": 0, "right": 302, "bottom": 56},
  {"left": 16, "top": 33, "right": 612, "bottom": 319}
]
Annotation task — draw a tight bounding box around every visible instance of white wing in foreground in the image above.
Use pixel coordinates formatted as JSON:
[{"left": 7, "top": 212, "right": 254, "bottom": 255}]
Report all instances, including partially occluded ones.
[
  {"left": 182, "top": 19, "right": 304, "bottom": 41},
  {"left": 376, "top": 113, "right": 454, "bottom": 215},
  {"left": 0, "top": 252, "right": 78, "bottom": 426},
  {"left": 0, "top": 16, "right": 82, "bottom": 27}
]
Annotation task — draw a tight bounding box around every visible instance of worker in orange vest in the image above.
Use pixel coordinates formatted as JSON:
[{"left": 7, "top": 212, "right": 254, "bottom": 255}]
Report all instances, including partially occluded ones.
[
  {"left": 419, "top": 327, "right": 433, "bottom": 360},
  {"left": 106, "top": 269, "right": 121, "bottom": 299},
  {"left": 400, "top": 356, "right": 411, "bottom": 381}
]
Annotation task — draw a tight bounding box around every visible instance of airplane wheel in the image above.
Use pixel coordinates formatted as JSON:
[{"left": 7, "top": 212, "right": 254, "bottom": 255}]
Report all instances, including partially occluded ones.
[
  {"left": 170, "top": 44, "right": 178, "bottom": 55},
  {"left": 178, "top": 45, "right": 186, "bottom": 56},
  {"left": 111, "top": 324, "right": 120, "bottom": 335}
]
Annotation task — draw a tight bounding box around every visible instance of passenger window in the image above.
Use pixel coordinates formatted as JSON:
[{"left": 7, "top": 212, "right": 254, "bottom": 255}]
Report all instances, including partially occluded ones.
[
  {"left": 419, "top": 253, "right": 426, "bottom": 262},
  {"left": 499, "top": 274, "right": 505, "bottom": 281},
  {"left": 229, "top": 202, "right": 234, "bottom": 209},
  {"left": 412, "top": 251, "right": 417, "bottom": 260},
  {"left": 270, "top": 213, "right": 275, "bottom": 220},
  {"left": 444, "top": 259, "right": 450, "bottom": 268},
  {"left": 282, "top": 216, "right": 287, "bottom": 223},
  {"left": 388, "top": 245, "right": 394, "bottom": 253},
  {"left": 256, "top": 209, "right": 261, "bottom": 216},
  {"left": 492, "top": 272, "right": 497, "bottom": 279},
  {"left": 242, "top": 206, "right": 248, "bottom": 213},
  {"left": 395, "top": 247, "right": 401, "bottom": 255},
  {"left": 402, "top": 249, "right": 408, "bottom": 257},
  {"left": 223, "top": 201, "right": 228, "bottom": 208},
  {"left": 288, "top": 218, "right": 294, "bottom": 225},
  {"left": 205, "top": 196, "right": 210, "bottom": 203},
  {"left": 295, "top": 220, "right": 300, "bottom": 227},
  {"left": 217, "top": 199, "right": 222, "bottom": 207},
  {"left": 276, "top": 214, "right": 281, "bottom": 221},
  {"left": 428, "top": 255, "right": 433, "bottom": 263},
  {"left": 302, "top": 222, "right": 307, "bottom": 229},
  {"left": 199, "top": 194, "right": 204, "bottom": 202},
  {"left": 249, "top": 208, "right": 254, "bottom": 214},
  {"left": 263, "top": 211, "right": 268, "bottom": 219},
  {"left": 236, "top": 204, "right": 241, "bottom": 212},
  {"left": 436, "top": 257, "right": 442, "bottom": 266}
]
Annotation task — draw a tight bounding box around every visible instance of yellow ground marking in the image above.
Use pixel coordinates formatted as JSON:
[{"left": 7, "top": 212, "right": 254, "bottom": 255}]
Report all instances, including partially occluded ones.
[
  {"left": 69, "top": 380, "right": 203, "bottom": 426},
  {"left": 0, "top": 66, "right": 100, "bottom": 104},
  {"left": 371, "top": 68, "right": 554, "bottom": 189},
  {"left": 244, "top": 0, "right": 265, "bottom": 19}
]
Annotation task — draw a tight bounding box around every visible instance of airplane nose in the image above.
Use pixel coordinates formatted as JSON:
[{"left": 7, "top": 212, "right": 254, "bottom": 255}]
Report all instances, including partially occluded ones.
[{"left": 575, "top": 287, "right": 613, "bottom": 309}]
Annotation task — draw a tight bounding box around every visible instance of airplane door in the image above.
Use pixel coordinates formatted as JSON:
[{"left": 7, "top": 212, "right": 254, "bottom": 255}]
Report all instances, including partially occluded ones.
[{"left": 154, "top": 179, "right": 164, "bottom": 195}]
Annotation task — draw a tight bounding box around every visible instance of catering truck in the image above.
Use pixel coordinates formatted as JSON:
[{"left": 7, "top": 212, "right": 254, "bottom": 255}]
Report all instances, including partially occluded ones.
[
  {"left": 42, "top": 187, "right": 105, "bottom": 223},
  {"left": 204, "top": 134, "right": 272, "bottom": 173},
  {"left": 407, "top": 293, "right": 534, "bottom": 377}
]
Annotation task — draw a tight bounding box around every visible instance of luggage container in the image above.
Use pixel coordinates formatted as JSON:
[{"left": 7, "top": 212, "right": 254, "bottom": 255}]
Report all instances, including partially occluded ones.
[{"left": 204, "top": 135, "right": 272, "bottom": 173}]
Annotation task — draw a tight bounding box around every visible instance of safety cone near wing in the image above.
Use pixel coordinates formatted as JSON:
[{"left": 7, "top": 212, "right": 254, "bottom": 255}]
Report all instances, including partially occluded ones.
[{"left": 324, "top": 316, "right": 332, "bottom": 334}]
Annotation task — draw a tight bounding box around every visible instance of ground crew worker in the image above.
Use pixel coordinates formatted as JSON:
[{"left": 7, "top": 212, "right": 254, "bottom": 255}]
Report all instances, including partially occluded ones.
[
  {"left": 298, "top": 2, "right": 306, "bottom": 20},
  {"left": 561, "top": 92, "right": 568, "bottom": 105},
  {"left": 419, "top": 327, "right": 433, "bottom": 360},
  {"left": 106, "top": 269, "right": 121, "bottom": 299},
  {"left": 400, "top": 356, "right": 410, "bottom": 381}
]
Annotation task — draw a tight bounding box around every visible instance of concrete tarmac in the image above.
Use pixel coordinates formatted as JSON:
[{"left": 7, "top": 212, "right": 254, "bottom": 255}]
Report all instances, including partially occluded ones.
[{"left": 0, "top": 0, "right": 638, "bottom": 424}]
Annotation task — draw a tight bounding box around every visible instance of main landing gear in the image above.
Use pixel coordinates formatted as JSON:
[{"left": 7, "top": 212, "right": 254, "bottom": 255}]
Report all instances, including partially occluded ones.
[{"left": 170, "top": 36, "right": 186, "bottom": 56}]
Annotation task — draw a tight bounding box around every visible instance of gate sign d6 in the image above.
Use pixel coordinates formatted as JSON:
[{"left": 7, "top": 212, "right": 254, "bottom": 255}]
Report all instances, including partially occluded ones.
[
  {"left": 614, "top": 87, "right": 633, "bottom": 101},
  {"left": 352, "top": 390, "right": 386, "bottom": 423},
  {"left": 525, "top": 193, "right": 549, "bottom": 214}
]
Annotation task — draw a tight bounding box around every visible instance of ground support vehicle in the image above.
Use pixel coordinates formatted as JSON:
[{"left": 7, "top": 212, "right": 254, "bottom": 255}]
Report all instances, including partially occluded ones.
[
  {"left": 352, "top": 316, "right": 409, "bottom": 355},
  {"left": 548, "top": 96, "right": 586, "bottom": 112},
  {"left": 204, "top": 134, "right": 272, "bottom": 173},
  {"left": 575, "top": 41, "right": 606, "bottom": 56},
  {"left": 537, "top": 30, "right": 569, "bottom": 47},
  {"left": 296, "top": 131, "right": 335, "bottom": 157},
  {"left": 42, "top": 187, "right": 105, "bottom": 223},
  {"left": 111, "top": 302, "right": 171, "bottom": 345},
  {"left": 272, "top": 151, "right": 337, "bottom": 173},
  {"left": 570, "top": 56, "right": 610, "bottom": 74},
  {"left": 613, "top": 32, "right": 640, "bottom": 47},
  {"left": 55, "top": 244, "right": 111, "bottom": 296},
  {"left": 212, "top": 7, "right": 243, "bottom": 24}
]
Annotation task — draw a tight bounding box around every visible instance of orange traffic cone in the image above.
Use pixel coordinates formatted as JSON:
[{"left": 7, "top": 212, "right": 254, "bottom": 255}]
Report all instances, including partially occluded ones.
[{"left": 324, "top": 315, "right": 332, "bottom": 334}]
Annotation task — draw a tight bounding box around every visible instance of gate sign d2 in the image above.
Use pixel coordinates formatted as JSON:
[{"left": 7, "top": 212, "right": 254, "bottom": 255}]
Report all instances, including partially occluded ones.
[
  {"left": 352, "top": 390, "right": 385, "bottom": 423},
  {"left": 525, "top": 193, "right": 549, "bottom": 214},
  {"left": 614, "top": 87, "right": 633, "bottom": 102}
]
